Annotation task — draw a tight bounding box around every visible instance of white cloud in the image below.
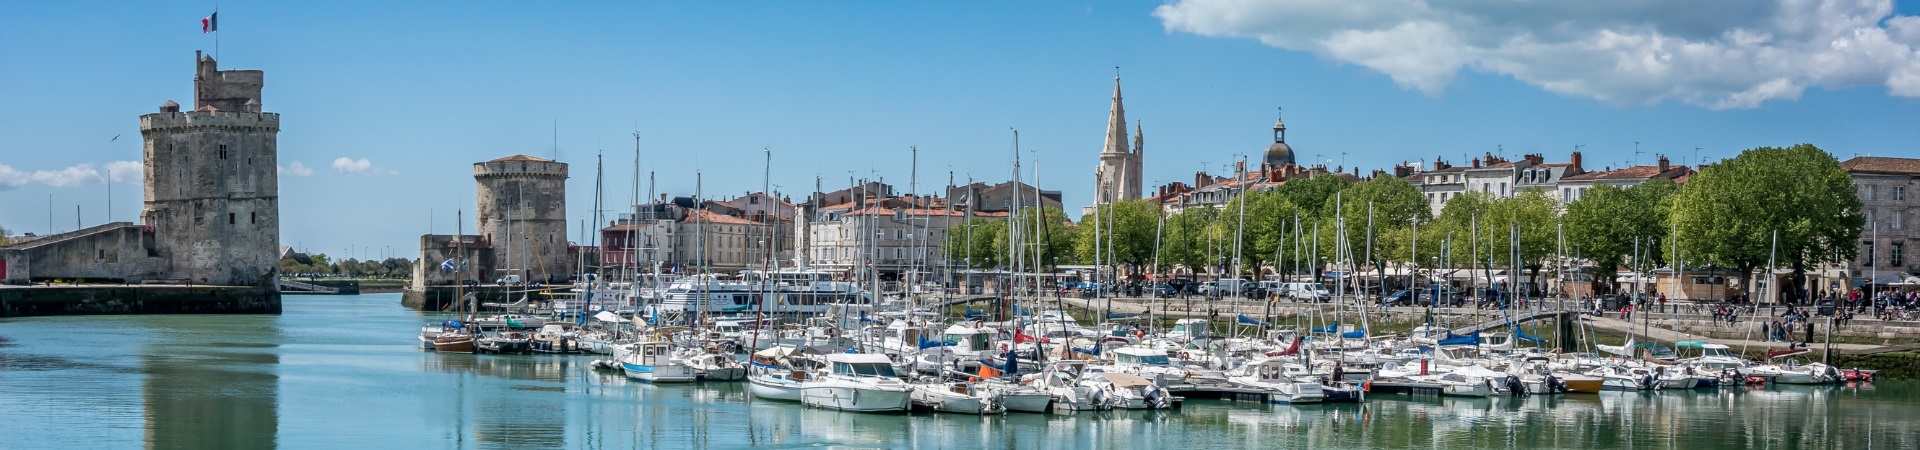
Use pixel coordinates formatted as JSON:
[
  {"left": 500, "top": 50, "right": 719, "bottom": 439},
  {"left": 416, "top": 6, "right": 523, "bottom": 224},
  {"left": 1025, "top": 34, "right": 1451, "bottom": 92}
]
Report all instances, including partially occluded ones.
[
  {"left": 105, "top": 160, "right": 142, "bottom": 183},
  {"left": 0, "top": 161, "right": 140, "bottom": 189},
  {"left": 332, "top": 157, "right": 377, "bottom": 176},
  {"left": 1154, "top": 0, "right": 1920, "bottom": 108},
  {"left": 279, "top": 161, "right": 314, "bottom": 177}
]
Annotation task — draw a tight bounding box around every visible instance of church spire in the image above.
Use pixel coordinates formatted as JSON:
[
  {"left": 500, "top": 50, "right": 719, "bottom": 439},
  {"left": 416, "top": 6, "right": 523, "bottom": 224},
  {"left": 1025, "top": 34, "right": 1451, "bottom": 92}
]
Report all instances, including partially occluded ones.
[{"left": 1103, "top": 75, "right": 1127, "bottom": 155}]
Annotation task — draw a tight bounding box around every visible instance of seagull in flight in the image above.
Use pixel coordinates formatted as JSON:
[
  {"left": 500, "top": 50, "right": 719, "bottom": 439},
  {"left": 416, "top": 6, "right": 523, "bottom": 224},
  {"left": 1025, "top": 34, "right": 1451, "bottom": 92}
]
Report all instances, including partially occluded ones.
[{"left": 110, "top": 134, "right": 121, "bottom": 142}]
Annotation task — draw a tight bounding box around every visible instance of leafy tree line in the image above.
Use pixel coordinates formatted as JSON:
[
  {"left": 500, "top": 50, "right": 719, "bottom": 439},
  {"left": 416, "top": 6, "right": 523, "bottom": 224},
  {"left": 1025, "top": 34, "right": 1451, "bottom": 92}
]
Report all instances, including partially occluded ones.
[
  {"left": 936, "top": 144, "right": 1862, "bottom": 297},
  {"left": 280, "top": 252, "right": 414, "bottom": 278}
]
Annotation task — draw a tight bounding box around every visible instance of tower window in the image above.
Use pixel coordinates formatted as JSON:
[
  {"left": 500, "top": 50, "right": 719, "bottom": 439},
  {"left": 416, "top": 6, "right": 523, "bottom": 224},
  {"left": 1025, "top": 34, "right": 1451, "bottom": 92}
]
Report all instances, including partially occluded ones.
[
  {"left": 229, "top": 213, "right": 236, "bottom": 224},
  {"left": 219, "top": 144, "right": 228, "bottom": 160},
  {"left": 251, "top": 212, "right": 257, "bottom": 224}
]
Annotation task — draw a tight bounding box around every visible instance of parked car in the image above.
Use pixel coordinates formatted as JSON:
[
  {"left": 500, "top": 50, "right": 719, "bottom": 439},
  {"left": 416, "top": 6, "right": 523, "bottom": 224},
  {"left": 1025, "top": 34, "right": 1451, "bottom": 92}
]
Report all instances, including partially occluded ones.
[
  {"left": 1152, "top": 283, "right": 1178, "bottom": 298},
  {"left": 1419, "top": 287, "right": 1466, "bottom": 307},
  {"left": 1380, "top": 289, "right": 1415, "bottom": 307}
]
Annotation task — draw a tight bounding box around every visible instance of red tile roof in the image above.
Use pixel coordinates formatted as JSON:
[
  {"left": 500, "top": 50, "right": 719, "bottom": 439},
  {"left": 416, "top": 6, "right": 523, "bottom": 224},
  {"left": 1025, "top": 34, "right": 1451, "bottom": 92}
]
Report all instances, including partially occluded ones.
[{"left": 1841, "top": 156, "right": 1920, "bottom": 175}]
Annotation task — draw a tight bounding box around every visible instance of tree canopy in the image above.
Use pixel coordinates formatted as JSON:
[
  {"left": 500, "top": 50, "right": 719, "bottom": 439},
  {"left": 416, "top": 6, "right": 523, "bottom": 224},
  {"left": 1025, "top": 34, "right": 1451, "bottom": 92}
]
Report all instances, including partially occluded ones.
[{"left": 1670, "top": 144, "right": 1863, "bottom": 296}]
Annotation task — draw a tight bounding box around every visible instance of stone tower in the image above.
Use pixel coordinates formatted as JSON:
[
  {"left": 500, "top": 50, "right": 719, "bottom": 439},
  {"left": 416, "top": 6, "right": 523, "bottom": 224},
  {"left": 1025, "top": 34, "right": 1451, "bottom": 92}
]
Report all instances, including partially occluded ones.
[
  {"left": 475, "top": 155, "right": 570, "bottom": 283},
  {"left": 138, "top": 51, "right": 280, "bottom": 286},
  {"left": 1095, "top": 76, "right": 1142, "bottom": 205}
]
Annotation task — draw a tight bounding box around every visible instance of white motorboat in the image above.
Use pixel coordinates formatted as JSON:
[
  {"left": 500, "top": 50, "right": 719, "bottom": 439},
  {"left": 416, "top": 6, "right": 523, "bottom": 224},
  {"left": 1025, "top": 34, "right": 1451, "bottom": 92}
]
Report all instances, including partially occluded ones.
[
  {"left": 974, "top": 378, "right": 1052, "bottom": 413},
  {"left": 910, "top": 380, "right": 1001, "bottom": 414},
  {"left": 620, "top": 340, "right": 698, "bottom": 383},
  {"left": 1034, "top": 360, "right": 1114, "bottom": 412},
  {"left": 1225, "top": 357, "right": 1325, "bottom": 404},
  {"left": 1081, "top": 372, "right": 1179, "bottom": 410},
  {"left": 800, "top": 353, "right": 913, "bottom": 412},
  {"left": 1105, "top": 346, "right": 1195, "bottom": 390}
]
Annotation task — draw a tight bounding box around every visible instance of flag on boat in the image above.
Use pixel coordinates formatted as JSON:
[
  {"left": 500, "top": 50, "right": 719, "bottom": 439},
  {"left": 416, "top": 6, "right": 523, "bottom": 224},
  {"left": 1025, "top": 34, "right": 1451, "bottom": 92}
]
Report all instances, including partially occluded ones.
[{"left": 202, "top": 12, "right": 217, "bottom": 33}]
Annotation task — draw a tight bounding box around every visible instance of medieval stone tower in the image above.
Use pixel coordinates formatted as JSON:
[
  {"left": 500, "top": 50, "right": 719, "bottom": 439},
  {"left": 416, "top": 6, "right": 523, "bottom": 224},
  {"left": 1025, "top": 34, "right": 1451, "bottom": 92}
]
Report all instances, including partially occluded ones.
[
  {"left": 138, "top": 51, "right": 280, "bottom": 286},
  {"left": 474, "top": 155, "right": 570, "bottom": 283}
]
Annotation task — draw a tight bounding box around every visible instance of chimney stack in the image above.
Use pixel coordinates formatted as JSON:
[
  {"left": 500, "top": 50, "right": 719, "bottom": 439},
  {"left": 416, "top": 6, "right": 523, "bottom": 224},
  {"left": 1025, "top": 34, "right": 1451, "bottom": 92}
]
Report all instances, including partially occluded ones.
[
  {"left": 1571, "top": 151, "right": 1583, "bottom": 171},
  {"left": 1658, "top": 155, "right": 1670, "bottom": 172},
  {"left": 1473, "top": 158, "right": 1482, "bottom": 169}
]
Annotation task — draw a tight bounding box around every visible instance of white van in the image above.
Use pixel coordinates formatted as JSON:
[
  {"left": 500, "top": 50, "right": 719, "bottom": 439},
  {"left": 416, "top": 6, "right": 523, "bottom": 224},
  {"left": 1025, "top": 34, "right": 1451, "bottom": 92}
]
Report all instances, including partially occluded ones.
[
  {"left": 1280, "top": 282, "right": 1331, "bottom": 302},
  {"left": 1209, "top": 279, "right": 1251, "bottom": 297}
]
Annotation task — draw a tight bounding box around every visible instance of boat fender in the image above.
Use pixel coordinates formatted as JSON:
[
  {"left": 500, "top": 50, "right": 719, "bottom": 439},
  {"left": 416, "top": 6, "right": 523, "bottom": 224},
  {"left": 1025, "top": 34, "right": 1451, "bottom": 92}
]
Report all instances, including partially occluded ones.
[{"left": 1362, "top": 380, "right": 1372, "bottom": 392}]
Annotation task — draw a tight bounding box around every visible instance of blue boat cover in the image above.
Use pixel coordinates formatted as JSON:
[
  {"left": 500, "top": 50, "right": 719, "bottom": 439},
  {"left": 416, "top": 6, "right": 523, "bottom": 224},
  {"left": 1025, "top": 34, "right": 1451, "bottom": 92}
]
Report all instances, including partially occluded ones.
[
  {"left": 1236, "top": 314, "right": 1271, "bottom": 327},
  {"left": 1437, "top": 330, "right": 1481, "bottom": 346}
]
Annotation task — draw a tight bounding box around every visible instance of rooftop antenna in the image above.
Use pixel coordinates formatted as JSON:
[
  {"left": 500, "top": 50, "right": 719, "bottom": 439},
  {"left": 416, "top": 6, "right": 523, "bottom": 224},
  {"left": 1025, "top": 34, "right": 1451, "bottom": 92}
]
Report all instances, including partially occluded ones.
[
  {"left": 1633, "top": 141, "right": 1642, "bottom": 166},
  {"left": 552, "top": 119, "right": 559, "bottom": 160},
  {"left": 1694, "top": 146, "right": 1702, "bottom": 166}
]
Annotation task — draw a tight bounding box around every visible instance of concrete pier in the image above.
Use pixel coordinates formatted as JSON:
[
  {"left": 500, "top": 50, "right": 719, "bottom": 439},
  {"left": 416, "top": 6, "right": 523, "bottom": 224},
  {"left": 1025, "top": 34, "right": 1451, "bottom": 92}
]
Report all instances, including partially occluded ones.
[{"left": 0, "top": 284, "right": 281, "bottom": 318}]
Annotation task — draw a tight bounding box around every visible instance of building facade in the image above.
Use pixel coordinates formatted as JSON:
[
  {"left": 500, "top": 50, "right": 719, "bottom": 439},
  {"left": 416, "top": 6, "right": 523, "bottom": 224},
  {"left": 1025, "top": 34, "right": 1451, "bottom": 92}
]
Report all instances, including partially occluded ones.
[{"left": 1841, "top": 156, "right": 1920, "bottom": 282}]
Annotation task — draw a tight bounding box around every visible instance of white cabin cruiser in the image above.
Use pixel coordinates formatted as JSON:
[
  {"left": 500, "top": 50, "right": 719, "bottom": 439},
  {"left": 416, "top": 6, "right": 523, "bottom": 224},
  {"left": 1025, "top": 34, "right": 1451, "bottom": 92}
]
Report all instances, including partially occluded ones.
[{"left": 799, "top": 353, "right": 913, "bottom": 412}]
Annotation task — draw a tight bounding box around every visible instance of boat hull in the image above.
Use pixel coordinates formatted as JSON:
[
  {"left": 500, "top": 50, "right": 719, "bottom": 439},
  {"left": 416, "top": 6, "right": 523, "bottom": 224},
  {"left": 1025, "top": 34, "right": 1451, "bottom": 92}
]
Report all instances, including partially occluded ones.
[
  {"left": 748, "top": 376, "right": 803, "bottom": 401},
  {"left": 997, "top": 393, "right": 1053, "bottom": 413},
  {"left": 432, "top": 337, "right": 476, "bottom": 353},
  {"left": 800, "top": 386, "right": 912, "bottom": 412},
  {"left": 699, "top": 367, "right": 747, "bottom": 382},
  {"left": 623, "top": 362, "right": 698, "bottom": 383}
]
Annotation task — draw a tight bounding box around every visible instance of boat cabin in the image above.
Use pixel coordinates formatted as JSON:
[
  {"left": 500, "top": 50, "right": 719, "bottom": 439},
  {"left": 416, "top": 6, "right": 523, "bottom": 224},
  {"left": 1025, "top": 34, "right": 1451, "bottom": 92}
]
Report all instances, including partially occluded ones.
[
  {"left": 1111, "top": 347, "right": 1174, "bottom": 366},
  {"left": 826, "top": 353, "right": 900, "bottom": 378}
]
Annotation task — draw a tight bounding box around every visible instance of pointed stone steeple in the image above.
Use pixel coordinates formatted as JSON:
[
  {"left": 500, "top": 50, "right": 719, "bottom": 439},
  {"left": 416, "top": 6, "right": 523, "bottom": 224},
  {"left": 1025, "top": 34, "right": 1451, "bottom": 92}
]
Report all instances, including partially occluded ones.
[{"left": 1103, "top": 76, "right": 1127, "bottom": 155}]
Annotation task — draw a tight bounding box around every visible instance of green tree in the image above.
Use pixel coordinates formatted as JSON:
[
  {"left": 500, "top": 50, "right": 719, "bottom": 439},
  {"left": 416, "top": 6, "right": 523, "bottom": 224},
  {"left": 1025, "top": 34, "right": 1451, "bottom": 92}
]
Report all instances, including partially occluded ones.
[
  {"left": 1006, "top": 206, "right": 1077, "bottom": 271},
  {"left": 1213, "top": 190, "right": 1302, "bottom": 279},
  {"left": 1479, "top": 189, "right": 1561, "bottom": 293},
  {"left": 1273, "top": 173, "right": 1353, "bottom": 218},
  {"left": 1670, "top": 144, "right": 1864, "bottom": 299},
  {"left": 943, "top": 218, "right": 1006, "bottom": 268},
  {"left": 1159, "top": 207, "right": 1218, "bottom": 277},
  {"left": 1077, "top": 200, "right": 1158, "bottom": 274},
  {"left": 1564, "top": 179, "right": 1677, "bottom": 294}
]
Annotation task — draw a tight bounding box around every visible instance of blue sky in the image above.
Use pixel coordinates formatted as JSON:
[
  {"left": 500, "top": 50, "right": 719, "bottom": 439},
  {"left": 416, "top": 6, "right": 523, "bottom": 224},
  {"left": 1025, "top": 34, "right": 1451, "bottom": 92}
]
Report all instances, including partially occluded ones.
[{"left": 4, "top": 1, "right": 1920, "bottom": 261}]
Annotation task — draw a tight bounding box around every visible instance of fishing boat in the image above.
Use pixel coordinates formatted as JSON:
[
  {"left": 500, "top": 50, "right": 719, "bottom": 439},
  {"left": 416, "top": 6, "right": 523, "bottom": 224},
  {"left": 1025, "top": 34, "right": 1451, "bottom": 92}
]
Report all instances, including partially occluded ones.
[
  {"left": 620, "top": 340, "right": 697, "bottom": 383},
  {"left": 799, "top": 353, "right": 913, "bottom": 412}
]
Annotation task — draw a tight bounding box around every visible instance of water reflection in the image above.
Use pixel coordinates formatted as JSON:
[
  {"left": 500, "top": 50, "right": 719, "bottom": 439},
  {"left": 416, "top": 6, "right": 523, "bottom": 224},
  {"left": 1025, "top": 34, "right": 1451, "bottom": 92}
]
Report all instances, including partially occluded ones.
[
  {"left": 141, "top": 321, "right": 280, "bottom": 449},
  {"left": 4, "top": 294, "right": 1920, "bottom": 449}
]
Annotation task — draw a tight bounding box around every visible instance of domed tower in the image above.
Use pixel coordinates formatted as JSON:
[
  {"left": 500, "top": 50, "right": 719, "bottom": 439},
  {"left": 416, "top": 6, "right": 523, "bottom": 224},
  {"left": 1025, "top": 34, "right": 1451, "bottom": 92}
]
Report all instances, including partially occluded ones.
[
  {"left": 138, "top": 51, "right": 280, "bottom": 286},
  {"left": 474, "top": 155, "right": 570, "bottom": 283},
  {"left": 1263, "top": 109, "right": 1296, "bottom": 170}
]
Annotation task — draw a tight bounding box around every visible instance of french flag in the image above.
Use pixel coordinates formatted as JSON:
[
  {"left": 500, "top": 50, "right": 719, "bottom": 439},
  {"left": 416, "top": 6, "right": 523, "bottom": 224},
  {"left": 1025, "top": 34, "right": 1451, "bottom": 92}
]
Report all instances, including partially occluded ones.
[{"left": 202, "top": 12, "right": 217, "bottom": 33}]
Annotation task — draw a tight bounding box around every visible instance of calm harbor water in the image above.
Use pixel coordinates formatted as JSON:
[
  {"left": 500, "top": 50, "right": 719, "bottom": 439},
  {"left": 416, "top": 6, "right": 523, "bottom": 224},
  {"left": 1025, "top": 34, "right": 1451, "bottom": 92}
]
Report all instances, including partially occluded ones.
[{"left": 3, "top": 293, "right": 1917, "bottom": 449}]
